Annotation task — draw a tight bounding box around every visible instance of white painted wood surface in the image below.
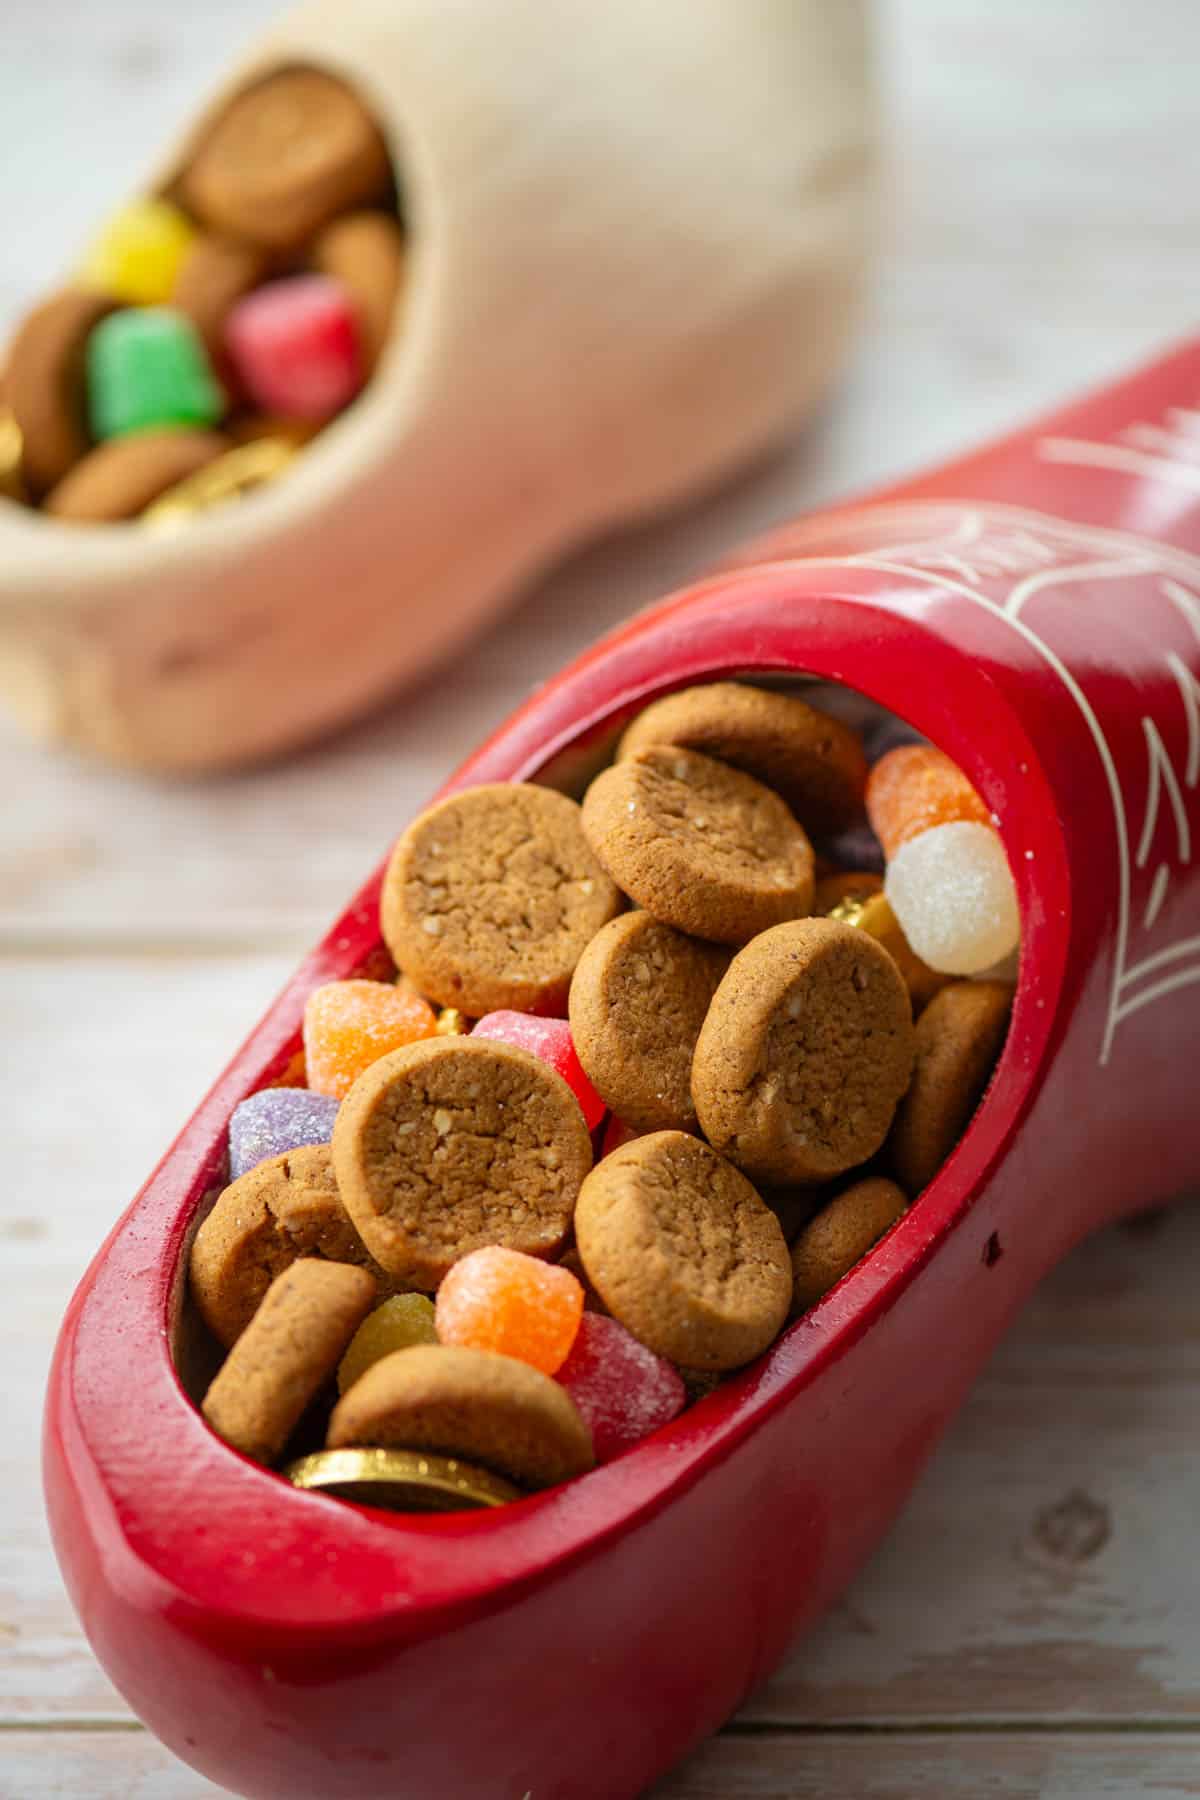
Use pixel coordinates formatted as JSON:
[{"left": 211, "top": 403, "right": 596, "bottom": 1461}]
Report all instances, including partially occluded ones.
[{"left": 3, "top": 1, "right": 1200, "bottom": 1794}]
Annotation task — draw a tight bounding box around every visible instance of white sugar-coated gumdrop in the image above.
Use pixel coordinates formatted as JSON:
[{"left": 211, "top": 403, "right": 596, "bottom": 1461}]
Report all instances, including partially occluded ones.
[{"left": 885, "top": 822, "right": 1020, "bottom": 976}]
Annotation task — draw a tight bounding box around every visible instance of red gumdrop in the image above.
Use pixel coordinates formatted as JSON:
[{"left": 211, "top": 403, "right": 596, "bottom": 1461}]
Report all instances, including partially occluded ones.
[
  {"left": 555, "top": 1313, "right": 686, "bottom": 1462},
  {"left": 471, "top": 1011, "right": 607, "bottom": 1131},
  {"left": 225, "top": 275, "right": 362, "bottom": 420}
]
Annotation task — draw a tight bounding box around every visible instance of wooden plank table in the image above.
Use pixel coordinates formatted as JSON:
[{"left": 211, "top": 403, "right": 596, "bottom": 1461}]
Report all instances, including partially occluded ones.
[{"left": 3, "top": 1, "right": 1199, "bottom": 1793}]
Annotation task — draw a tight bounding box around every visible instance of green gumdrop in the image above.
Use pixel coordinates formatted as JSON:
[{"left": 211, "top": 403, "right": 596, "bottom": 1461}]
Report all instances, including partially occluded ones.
[
  {"left": 87, "top": 306, "right": 224, "bottom": 439},
  {"left": 337, "top": 1293, "right": 438, "bottom": 1394}
]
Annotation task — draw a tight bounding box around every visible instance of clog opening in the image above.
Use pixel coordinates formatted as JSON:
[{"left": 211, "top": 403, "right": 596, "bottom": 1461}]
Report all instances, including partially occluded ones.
[
  {"left": 171, "top": 665, "right": 1036, "bottom": 1518},
  {"left": 0, "top": 60, "right": 415, "bottom": 534}
]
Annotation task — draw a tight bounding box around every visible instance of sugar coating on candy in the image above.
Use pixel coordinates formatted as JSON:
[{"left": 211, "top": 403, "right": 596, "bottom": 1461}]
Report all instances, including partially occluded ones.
[
  {"left": 885, "top": 821, "right": 1020, "bottom": 976},
  {"left": 435, "top": 1245, "right": 584, "bottom": 1376},
  {"left": 228, "top": 1088, "right": 340, "bottom": 1179},
  {"left": 338, "top": 1293, "right": 438, "bottom": 1394},
  {"left": 86, "top": 307, "right": 224, "bottom": 439},
  {"left": 225, "top": 275, "right": 363, "bottom": 421},
  {"left": 81, "top": 200, "right": 196, "bottom": 307},
  {"left": 555, "top": 1312, "right": 685, "bottom": 1462},
  {"left": 471, "top": 1011, "right": 606, "bottom": 1131},
  {"left": 866, "top": 744, "right": 991, "bottom": 860},
  {"left": 304, "top": 978, "right": 438, "bottom": 1100}
]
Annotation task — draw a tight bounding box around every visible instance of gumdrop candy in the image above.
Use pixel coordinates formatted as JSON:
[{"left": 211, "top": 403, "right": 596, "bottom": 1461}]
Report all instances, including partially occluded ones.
[
  {"left": 304, "top": 978, "right": 438, "bottom": 1100},
  {"left": 86, "top": 307, "right": 225, "bottom": 438},
  {"left": 225, "top": 275, "right": 362, "bottom": 420},
  {"left": 885, "top": 820, "right": 1020, "bottom": 976},
  {"left": 866, "top": 744, "right": 991, "bottom": 859},
  {"left": 555, "top": 1313, "right": 685, "bottom": 1461},
  {"left": 338, "top": 1293, "right": 438, "bottom": 1394},
  {"left": 471, "top": 1011, "right": 606, "bottom": 1131},
  {"left": 435, "top": 1245, "right": 583, "bottom": 1376},
  {"left": 82, "top": 200, "right": 196, "bottom": 307},
  {"left": 228, "top": 1087, "right": 340, "bottom": 1179}
]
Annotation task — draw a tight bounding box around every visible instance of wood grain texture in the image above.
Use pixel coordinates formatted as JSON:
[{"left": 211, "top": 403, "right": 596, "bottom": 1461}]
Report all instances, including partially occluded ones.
[
  {"left": 4, "top": 0, "right": 1200, "bottom": 1794},
  {"left": 4, "top": 1729, "right": 1200, "bottom": 1800}
]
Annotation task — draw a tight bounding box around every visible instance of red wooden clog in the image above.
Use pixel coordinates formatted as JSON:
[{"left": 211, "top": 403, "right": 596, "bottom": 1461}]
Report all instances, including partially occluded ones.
[{"left": 45, "top": 341, "right": 1200, "bottom": 1799}]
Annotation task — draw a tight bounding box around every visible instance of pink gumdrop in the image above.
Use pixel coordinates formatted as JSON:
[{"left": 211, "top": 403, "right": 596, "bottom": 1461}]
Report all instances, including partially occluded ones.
[
  {"left": 471, "top": 1011, "right": 607, "bottom": 1131},
  {"left": 555, "top": 1313, "right": 686, "bottom": 1462},
  {"left": 225, "top": 275, "right": 362, "bottom": 420}
]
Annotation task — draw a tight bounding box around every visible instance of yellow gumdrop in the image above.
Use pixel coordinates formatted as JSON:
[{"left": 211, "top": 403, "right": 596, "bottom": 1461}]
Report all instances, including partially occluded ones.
[
  {"left": 337, "top": 1294, "right": 438, "bottom": 1394},
  {"left": 81, "top": 200, "right": 196, "bottom": 306}
]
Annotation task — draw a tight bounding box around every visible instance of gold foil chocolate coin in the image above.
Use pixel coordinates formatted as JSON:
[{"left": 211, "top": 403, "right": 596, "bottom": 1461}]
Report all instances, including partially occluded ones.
[
  {"left": 140, "top": 436, "right": 297, "bottom": 528},
  {"left": 283, "top": 1446, "right": 520, "bottom": 1512}
]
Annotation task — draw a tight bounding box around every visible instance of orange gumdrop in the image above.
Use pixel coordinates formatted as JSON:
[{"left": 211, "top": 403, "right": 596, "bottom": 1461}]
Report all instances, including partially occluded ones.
[
  {"left": 865, "top": 745, "right": 991, "bottom": 859},
  {"left": 303, "top": 978, "right": 438, "bottom": 1099},
  {"left": 436, "top": 1246, "right": 584, "bottom": 1376}
]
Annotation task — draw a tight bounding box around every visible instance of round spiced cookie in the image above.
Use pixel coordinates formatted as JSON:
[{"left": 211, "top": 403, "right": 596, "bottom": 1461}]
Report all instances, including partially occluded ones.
[
  {"left": 312, "top": 211, "right": 406, "bottom": 375},
  {"left": 692, "top": 917, "right": 915, "bottom": 1186},
  {"left": 201, "top": 1259, "right": 377, "bottom": 1465},
  {"left": 4, "top": 287, "right": 116, "bottom": 492},
  {"left": 580, "top": 746, "right": 814, "bottom": 945},
  {"left": 812, "top": 868, "right": 883, "bottom": 914},
  {"left": 889, "top": 979, "right": 1014, "bottom": 1195},
  {"left": 44, "top": 429, "right": 230, "bottom": 522},
  {"left": 574, "top": 1131, "right": 792, "bottom": 1370},
  {"left": 190, "top": 1144, "right": 391, "bottom": 1349},
  {"left": 381, "top": 783, "right": 621, "bottom": 1016},
  {"left": 789, "top": 1176, "right": 907, "bottom": 1313},
  {"left": 815, "top": 871, "right": 948, "bottom": 1014},
  {"left": 179, "top": 68, "right": 393, "bottom": 253},
  {"left": 333, "top": 1036, "right": 593, "bottom": 1289},
  {"left": 618, "top": 682, "right": 869, "bottom": 836},
  {"left": 568, "top": 912, "right": 731, "bottom": 1132},
  {"left": 327, "top": 1343, "right": 594, "bottom": 1488}
]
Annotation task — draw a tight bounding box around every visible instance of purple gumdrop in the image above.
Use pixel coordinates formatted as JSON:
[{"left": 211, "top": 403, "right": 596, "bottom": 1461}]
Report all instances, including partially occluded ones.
[{"left": 228, "top": 1088, "right": 340, "bottom": 1179}]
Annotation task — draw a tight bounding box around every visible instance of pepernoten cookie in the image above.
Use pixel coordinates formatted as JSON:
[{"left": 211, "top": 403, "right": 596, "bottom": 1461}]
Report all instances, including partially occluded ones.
[
  {"left": 789, "top": 1176, "right": 907, "bottom": 1312},
  {"left": 44, "top": 429, "right": 230, "bottom": 522},
  {"left": 618, "top": 681, "right": 869, "bottom": 835},
  {"left": 202, "top": 1259, "right": 377, "bottom": 1465},
  {"left": 190, "top": 1144, "right": 391, "bottom": 1348},
  {"left": 568, "top": 911, "right": 731, "bottom": 1132},
  {"left": 179, "top": 68, "right": 393, "bottom": 253},
  {"left": 692, "top": 917, "right": 914, "bottom": 1185},
  {"left": 312, "top": 211, "right": 406, "bottom": 374},
  {"left": 327, "top": 1343, "right": 594, "bottom": 1487},
  {"left": 4, "top": 287, "right": 115, "bottom": 492},
  {"left": 574, "top": 1131, "right": 792, "bottom": 1370},
  {"left": 581, "top": 745, "right": 814, "bottom": 945},
  {"left": 333, "top": 1036, "right": 593, "bottom": 1289},
  {"left": 890, "top": 979, "right": 1013, "bottom": 1194},
  {"left": 381, "top": 783, "right": 621, "bottom": 1015}
]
